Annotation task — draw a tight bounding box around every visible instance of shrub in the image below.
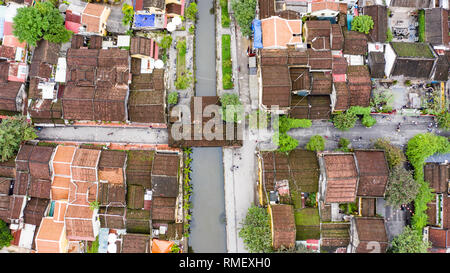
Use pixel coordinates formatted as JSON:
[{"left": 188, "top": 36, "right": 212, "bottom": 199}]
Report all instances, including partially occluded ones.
[
  {"left": 338, "top": 137, "right": 350, "bottom": 152},
  {"left": 222, "top": 35, "right": 233, "bottom": 89},
  {"left": 405, "top": 80, "right": 412, "bottom": 86},
  {"left": 189, "top": 25, "right": 195, "bottom": 34},
  {"left": 186, "top": 2, "right": 198, "bottom": 22},
  {"left": 276, "top": 116, "right": 311, "bottom": 134},
  {"left": 306, "top": 135, "right": 325, "bottom": 152},
  {"left": 0, "top": 220, "right": 13, "bottom": 249},
  {"left": 386, "top": 28, "right": 393, "bottom": 42},
  {"left": 274, "top": 133, "right": 299, "bottom": 154},
  {"left": 390, "top": 226, "right": 431, "bottom": 253},
  {"left": 220, "top": 0, "right": 230, "bottom": 28},
  {"left": 436, "top": 111, "right": 450, "bottom": 130},
  {"left": 0, "top": 116, "right": 37, "bottom": 162},
  {"left": 175, "top": 73, "right": 193, "bottom": 90},
  {"left": 159, "top": 35, "right": 173, "bottom": 49},
  {"left": 231, "top": 0, "right": 257, "bottom": 37},
  {"left": 374, "top": 138, "right": 406, "bottom": 169},
  {"left": 168, "top": 92, "right": 178, "bottom": 105},
  {"left": 122, "top": 3, "right": 134, "bottom": 26},
  {"left": 239, "top": 206, "right": 273, "bottom": 253},
  {"left": 177, "top": 40, "right": 186, "bottom": 57},
  {"left": 348, "top": 106, "right": 371, "bottom": 116},
  {"left": 385, "top": 166, "right": 420, "bottom": 208},
  {"left": 418, "top": 10, "right": 425, "bottom": 42},
  {"left": 361, "top": 114, "right": 376, "bottom": 128},
  {"left": 220, "top": 93, "right": 243, "bottom": 123},
  {"left": 351, "top": 15, "right": 374, "bottom": 34},
  {"left": 332, "top": 111, "right": 358, "bottom": 131}
]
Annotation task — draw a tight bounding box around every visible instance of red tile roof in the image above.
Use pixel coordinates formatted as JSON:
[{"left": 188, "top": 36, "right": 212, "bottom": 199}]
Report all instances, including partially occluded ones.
[
  {"left": 271, "top": 204, "right": 296, "bottom": 249},
  {"left": 323, "top": 154, "right": 358, "bottom": 203}
]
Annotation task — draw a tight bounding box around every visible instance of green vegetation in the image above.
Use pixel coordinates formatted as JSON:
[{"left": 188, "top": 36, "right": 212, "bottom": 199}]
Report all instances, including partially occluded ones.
[
  {"left": 177, "top": 40, "right": 186, "bottom": 57},
  {"left": 159, "top": 35, "right": 173, "bottom": 49},
  {"left": 89, "top": 201, "right": 99, "bottom": 211},
  {"left": 337, "top": 137, "right": 350, "bottom": 152},
  {"left": 332, "top": 111, "right": 358, "bottom": 131},
  {"left": 361, "top": 114, "right": 376, "bottom": 128},
  {"left": 371, "top": 90, "right": 393, "bottom": 113},
  {"left": 294, "top": 208, "right": 320, "bottom": 240},
  {"left": 418, "top": 10, "right": 425, "bottom": 42},
  {"left": 175, "top": 38, "right": 190, "bottom": 90},
  {"left": 0, "top": 220, "right": 13, "bottom": 249},
  {"left": 436, "top": 111, "right": 450, "bottom": 130},
  {"left": 373, "top": 138, "right": 406, "bottom": 169},
  {"left": 406, "top": 133, "right": 450, "bottom": 232},
  {"left": 273, "top": 132, "right": 299, "bottom": 154},
  {"left": 351, "top": 15, "right": 374, "bottom": 34},
  {"left": 239, "top": 206, "right": 273, "bottom": 253},
  {"left": 386, "top": 28, "right": 393, "bottom": 42},
  {"left": 12, "top": 1, "right": 72, "bottom": 46},
  {"left": 175, "top": 73, "right": 193, "bottom": 90},
  {"left": 231, "top": 0, "right": 257, "bottom": 37},
  {"left": 122, "top": 3, "right": 134, "bottom": 26},
  {"left": 273, "top": 116, "right": 311, "bottom": 154},
  {"left": 220, "top": 0, "right": 230, "bottom": 28},
  {"left": 305, "top": 192, "right": 317, "bottom": 207},
  {"left": 276, "top": 244, "right": 315, "bottom": 253},
  {"left": 306, "top": 135, "right": 325, "bottom": 152},
  {"left": 188, "top": 24, "right": 195, "bottom": 34},
  {"left": 339, "top": 202, "right": 358, "bottom": 215},
  {"left": 219, "top": 93, "right": 243, "bottom": 123},
  {"left": 87, "top": 236, "right": 99, "bottom": 253},
  {"left": 183, "top": 148, "right": 193, "bottom": 237},
  {"left": 389, "top": 226, "right": 431, "bottom": 253},
  {"left": 222, "top": 34, "right": 233, "bottom": 89},
  {"left": 0, "top": 116, "right": 37, "bottom": 162},
  {"left": 390, "top": 42, "right": 434, "bottom": 58},
  {"left": 385, "top": 166, "right": 420, "bottom": 208},
  {"left": 186, "top": 2, "right": 198, "bottom": 22},
  {"left": 348, "top": 106, "right": 371, "bottom": 116},
  {"left": 168, "top": 92, "right": 178, "bottom": 105},
  {"left": 170, "top": 243, "right": 181, "bottom": 253}
]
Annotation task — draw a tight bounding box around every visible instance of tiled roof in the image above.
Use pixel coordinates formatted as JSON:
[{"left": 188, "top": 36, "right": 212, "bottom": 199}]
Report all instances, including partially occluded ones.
[
  {"left": 333, "top": 82, "right": 349, "bottom": 111},
  {"left": 32, "top": 40, "right": 61, "bottom": 65},
  {"left": 311, "top": 1, "right": 347, "bottom": 13},
  {"left": 52, "top": 145, "right": 76, "bottom": 177},
  {"left": 98, "top": 206, "right": 126, "bottom": 229},
  {"left": 262, "top": 16, "right": 302, "bottom": 48},
  {"left": 323, "top": 154, "right": 358, "bottom": 203},
  {"left": 428, "top": 228, "right": 449, "bottom": 249},
  {"left": 121, "top": 234, "right": 150, "bottom": 253},
  {"left": 98, "top": 182, "right": 126, "bottom": 206},
  {"left": 28, "top": 178, "right": 51, "bottom": 199},
  {"left": 425, "top": 8, "right": 449, "bottom": 46},
  {"left": 259, "top": 0, "right": 276, "bottom": 19},
  {"left": 363, "top": 5, "right": 388, "bottom": 43},
  {"left": 352, "top": 217, "right": 388, "bottom": 253},
  {"left": 331, "top": 24, "right": 344, "bottom": 50},
  {"left": 271, "top": 204, "right": 296, "bottom": 250},
  {"left": 347, "top": 65, "right": 371, "bottom": 107},
  {"left": 424, "top": 163, "right": 448, "bottom": 194},
  {"left": 98, "top": 150, "right": 126, "bottom": 184},
  {"left": 130, "top": 36, "right": 159, "bottom": 59},
  {"left": 71, "top": 148, "right": 100, "bottom": 182},
  {"left": 355, "top": 150, "right": 389, "bottom": 198},
  {"left": 343, "top": 30, "right": 368, "bottom": 55},
  {"left": 23, "top": 197, "right": 49, "bottom": 226},
  {"left": 35, "top": 218, "right": 65, "bottom": 253},
  {"left": 51, "top": 176, "right": 70, "bottom": 201},
  {"left": 0, "top": 81, "right": 23, "bottom": 112},
  {"left": 151, "top": 197, "right": 176, "bottom": 221},
  {"left": 261, "top": 65, "right": 291, "bottom": 108}
]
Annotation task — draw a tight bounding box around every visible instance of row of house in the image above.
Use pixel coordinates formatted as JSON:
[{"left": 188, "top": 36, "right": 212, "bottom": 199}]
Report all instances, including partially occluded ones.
[
  {"left": 0, "top": 143, "right": 183, "bottom": 253},
  {"left": 254, "top": 0, "right": 450, "bottom": 118},
  {"left": 257, "top": 149, "right": 391, "bottom": 253}
]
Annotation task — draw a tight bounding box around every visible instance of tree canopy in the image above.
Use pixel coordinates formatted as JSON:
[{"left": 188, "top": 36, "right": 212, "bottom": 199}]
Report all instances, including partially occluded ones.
[
  {"left": 239, "top": 206, "right": 273, "bottom": 253},
  {"left": 374, "top": 138, "right": 406, "bottom": 169},
  {"left": 390, "top": 226, "right": 431, "bottom": 253},
  {"left": 13, "top": 1, "right": 72, "bottom": 46},
  {"left": 0, "top": 116, "right": 37, "bottom": 162},
  {"left": 332, "top": 111, "right": 358, "bottom": 131},
  {"left": 220, "top": 93, "right": 243, "bottom": 123},
  {"left": 186, "top": 2, "right": 198, "bottom": 22},
  {"left": 351, "top": 15, "right": 374, "bottom": 34},
  {"left": 306, "top": 135, "right": 325, "bottom": 152},
  {"left": 231, "top": 0, "right": 257, "bottom": 37},
  {"left": 385, "top": 166, "right": 420, "bottom": 208},
  {"left": 436, "top": 111, "right": 450, "bottom": 131},
  {"left": 0, "top": 220, "right": 12, "bottom": 249}
]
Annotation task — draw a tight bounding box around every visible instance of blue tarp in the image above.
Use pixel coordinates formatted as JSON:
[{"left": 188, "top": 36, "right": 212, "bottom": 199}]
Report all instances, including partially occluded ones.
[
  {"left": 135, "top": 14, "right": 155, "bottom": 28},
  {"left": 252, "top": 20, "right": 263, "bottom": 49},
  {"left": 347, "top": 14, "right": 353, "bottom": 31},
  {"left": 98, "top": 228, "right": 109, "bottom": 253}
]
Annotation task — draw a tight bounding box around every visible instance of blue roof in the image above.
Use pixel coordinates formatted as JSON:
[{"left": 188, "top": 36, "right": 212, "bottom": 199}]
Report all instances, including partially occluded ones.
[
  {"left": 135, "top": 14, "right": 155, "bottom": 28},
  {"left": 0, "top": 18, "right": 4, "bottom": 40},
  {"left": 98, "top": 228, "right": 109, "bottom": 253},
  {"left": 252, "top": 20, "right": 262, "bottom": 49},
  {"left": 425, "top": 153, "right": 450, "bottom": 163}
]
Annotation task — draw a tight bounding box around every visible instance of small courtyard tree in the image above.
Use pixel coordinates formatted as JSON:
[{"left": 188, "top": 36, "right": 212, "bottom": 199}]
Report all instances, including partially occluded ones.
[
  {"left": 186, "top": 2, "right": 198, "bottom": 22},
  {"left": 220, "top": 93, "right": 243, "bottom": 123},
  {"left": 0, "top": 220, "right": 12, "bottom": 249},
  {"left": 374, "top": 138, "right": 406, "bottom": 169},
  {"left": 231, "top": 0, "right": 257, "bottom": 37},
  {"left": 390, "top": 226, "right": 431, "bottom": 253},
  {"left": 385, "top": 166, "right": 420, "bottom": 208},
  {"left": 122, "top": 3, "right": 134, "bottom": 26},
  {"left": 239, "top": 206, "right": 273, "bottom": 253},
  {"left": 436, "top": 111, "right": 450, "bottom": 131},
  {"left": 0, "top": 116, "right": 37, "bottom": 162},
  {"left": 332, "top": 111, "right": 358, "bottom": 131},
  {"left": 13, "top": 1, "right": 72, "bottom": 46},
  {"left": 351, "top": 15, "right": 374, "bottom": 34}
]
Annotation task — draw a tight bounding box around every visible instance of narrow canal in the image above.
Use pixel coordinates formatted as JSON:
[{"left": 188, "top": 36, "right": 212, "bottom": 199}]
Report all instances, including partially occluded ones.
[{"left": 188, "top": 0, "right": 227, "bottom": 253}]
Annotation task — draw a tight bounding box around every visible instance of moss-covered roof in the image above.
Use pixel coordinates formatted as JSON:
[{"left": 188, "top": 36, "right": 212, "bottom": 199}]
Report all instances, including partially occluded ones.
[{"left": 391, "top": 42, "right": 434, "bottom": 58}]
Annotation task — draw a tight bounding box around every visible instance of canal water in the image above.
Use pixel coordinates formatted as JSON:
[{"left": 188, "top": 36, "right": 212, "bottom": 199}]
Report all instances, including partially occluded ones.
[{"left": 188, "top": 0, "right": 227, "bottom": 253}]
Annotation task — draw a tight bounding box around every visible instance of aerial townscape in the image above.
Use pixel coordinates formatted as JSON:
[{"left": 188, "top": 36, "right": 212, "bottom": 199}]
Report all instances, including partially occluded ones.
[{"left": 0, "top": 0, "right": 449, "bottom": 255}]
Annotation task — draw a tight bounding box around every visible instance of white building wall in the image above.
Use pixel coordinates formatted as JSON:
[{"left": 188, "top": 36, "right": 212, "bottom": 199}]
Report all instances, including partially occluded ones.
[{"left": 384, "top": 43, "right": 396, "bottom": 77}]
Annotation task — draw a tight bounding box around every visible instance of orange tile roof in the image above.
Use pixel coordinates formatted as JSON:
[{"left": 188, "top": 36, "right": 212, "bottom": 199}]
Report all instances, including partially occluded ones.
[
  {"left": 3, "top": 35, "right": 26, "bottom": 49},
  {"left": 53, "top": 201, "right": 67, "bottom": 222},
  {"left": 82, "top": 4, "right": 107, "bottom": 33},
  {"left": 51, "top": 176, "right": 70, "bottom": 200},
  {"left": 262, "top": 17, "right": 302, "bottom": 48},
  {"left": 68, "top": 181, "right": 98, "bottom": 205},
  {"left": 323, "top": 154, "right": 358, "bottom": 203},
  {"left": 311, "top": 1, "right": 347, "bottom": 13},
  {"left": 35, "top": 218, "right": 65, "bottom": 253},
  {"left": 53, "top": 145, "right": 76, "bottom": 164},
  {"left": 83, "top": 3, "right": 105, "bottom": 17}
]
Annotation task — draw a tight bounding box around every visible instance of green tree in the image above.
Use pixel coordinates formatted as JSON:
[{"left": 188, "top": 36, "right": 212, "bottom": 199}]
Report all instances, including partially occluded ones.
[
  {"left": 386, "top": 28, "right": 393, "bottom": 42},
  {"left": 168, "top": 92, "right": 178, "bottom": 105},
  {"left": 231, "top": 0, "right": 257, "bottom": 37},
  {"left": 332, "top": 111, "right": 358, "bottom": 131},
  {"left": 12, "top": 1, "right": 72, "bottom": 46},
  {"left": 175, "top": 73, "right": 193, "bottom": 90},
  {"left": 122, "top": 3, "right": 134, "bottom": 26},
  {"left": 276, "top": 116, "right": 311, "bottom": 134},
  {"left": 0, "top": 220, "right": 13, "bottom": 249},
  {"left": 177, "top": 40, "right": 186, "bottom": 57},
  {"left": 220, "top": 93, "right": 243, "bottom": 123},
  {"left": 189, "top": 24, "right": 195, "bottom": 34},
  {"left": 338, "top": 137, "right": 350, "bottom": 152},
  {"left": 0, "top": 116, "right": 37, "bottom": 162},
  {"left": 374, "top": 138, "right": 406, "bottom": 169},
  {"left": 186, "top": 2, "right": 198, "bottom": 22},
  {"left": 274, "top": 133, "right": 299, "bottom": 154},
  {"left": 159, "top": 35, "right": 173, "bottom": 49},
  {"left": 436, "top": 111, "right": 450, "bottom": 130},
  {"left": 239, "top": 206, "right": 273, "bottom": 253},
  {"left": 347, "top": 106, "right": 372, "bottom": 116},
  {"left": 351, "top": 15, "right": 374, "bottom": 34},
  {"left": 385, "top": 166, "right": 420, "bottom": 208},
  {"left": 390, "top": 226, "right": 431, "bottom": 253},
  {"left": 361, "top": 114, "right": 376, "bottom": 128},
  {"left": 89, "top": 201, "right": 99, "bottom": 211},
  {"left": 306, "top": 135, "right": 325, "bottom": 152}
]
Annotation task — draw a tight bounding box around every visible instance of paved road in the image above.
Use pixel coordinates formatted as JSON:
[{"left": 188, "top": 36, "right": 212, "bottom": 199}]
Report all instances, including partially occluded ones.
[{"left": 37, "top": 126, "right": 168, "bottom": 144}]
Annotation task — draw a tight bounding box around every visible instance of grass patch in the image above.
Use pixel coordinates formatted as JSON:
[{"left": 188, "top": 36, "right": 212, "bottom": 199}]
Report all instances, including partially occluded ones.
[
  {"left": 418, "top": 9, "right": 425, "bottom": 43},
  {"left": 222, "top": 34, "right": 233, "bottom": 90},
  {"left": 176, "top": 37, "right": 186, "bottom": 80},
  {"left": 87, "top": 236, "right": 99, "bottom": 253},
  {"left": 294, "top": 208, "right": 320, "bottom": 226},
  {"left": 391, "top": 42, "right": 434, "bottom": 58},
  {"left": 220, "top": 0, "right": 230, "bottom": 28}
]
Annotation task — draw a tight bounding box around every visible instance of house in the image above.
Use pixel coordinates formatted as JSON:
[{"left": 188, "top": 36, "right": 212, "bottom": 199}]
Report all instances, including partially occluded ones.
[
  {"left": 363, "top": 5, "right": 388, "bottom": 43},
  {"left": 424, "top": 8, "right": 449, "bottom": 50},
  {"left": 62, "top": 48, "right": 130, "bottom": 121},
  {"left": 433, "top": 55, "right": 449, "bottom": 81},
  {"left": 347, "top": 65, "right": 372, "bottom": 107},
  {"left": 51, "top": 145, "right": 77, "bottom": 178},
  {"left": 134, "top": 0, "right": 165, "bottom": 13},
  {"left": 98, "top": 150, "right": 127, "bottom": 185},
  {"left": 304, "top": 20, "right": 331, "bottom": 51},
  {"left": 368, "top": 51, "right": 386, "bottom": 78},
  {"left": 389, "top": 0, "right": 432, "bottom": 8},
  {"left": 261, "top": 16, "right": 302, "bottom": 49},
  {"left": 270, "top": 204, "right": 296, "bottom": 250},
  {"left": 34, "top": 201, "right": 68, "bottom": 253},
  {"left": 165, "top": 0, "right": 185, "bottom": 17},
  {"left": 0, "top": 81, "right": 26, "bottom": 114},
  {"left": 23, "top": 197, "right": 49, "bottom": 226},
  {"left": 121, "top": 233, "right": 151, "bottom": 253},
  {"left": 309, "top": 0, "right": 347, "bottom": 20},
  {"left": 354, "top": 150, "right": 389, "bottom": 198},
  {"left": 81, "top": 3, "right": 111, "bottom": 35},
  {"left": 320, "top": 222, "right": 351, "bottom": 253},
  {"left": 384, "top": 42, "right": 437, "bottom": 79},
  {"left": 343, "top": 30, "right": 368, "bottom": 60},
  {"left": 348, "top": 217, "right": 388, "bottom": 253},
  {"left": 259, "top": 0, "right": 276, "bottom": 19}
]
